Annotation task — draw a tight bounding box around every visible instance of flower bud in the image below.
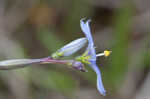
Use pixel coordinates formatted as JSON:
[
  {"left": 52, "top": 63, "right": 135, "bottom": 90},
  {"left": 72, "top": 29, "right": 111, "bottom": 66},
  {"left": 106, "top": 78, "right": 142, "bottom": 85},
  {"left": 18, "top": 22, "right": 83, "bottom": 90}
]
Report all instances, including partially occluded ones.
[
  {"left": 71, "top": 61, "right": 87, "bottom": 72},
  {"left": 52, "top": 37, "right": 87, "bottom": 59},
  {"left": 0, "top": 59, "right": 42, "bottom": 70}
]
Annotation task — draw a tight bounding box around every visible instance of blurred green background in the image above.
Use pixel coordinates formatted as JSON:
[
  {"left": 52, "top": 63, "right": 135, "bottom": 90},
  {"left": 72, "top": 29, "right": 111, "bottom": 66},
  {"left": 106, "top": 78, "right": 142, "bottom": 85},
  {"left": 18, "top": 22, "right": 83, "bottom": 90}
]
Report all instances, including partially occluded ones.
[{"left": 0, "top": 0, "right": 150, "bottom": 99}]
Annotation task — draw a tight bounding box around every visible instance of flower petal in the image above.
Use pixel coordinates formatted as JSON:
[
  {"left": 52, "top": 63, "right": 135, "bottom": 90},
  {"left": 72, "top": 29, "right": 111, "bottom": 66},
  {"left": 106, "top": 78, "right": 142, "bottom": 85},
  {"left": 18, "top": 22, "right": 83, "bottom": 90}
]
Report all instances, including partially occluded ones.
[
  {"left": 80, "top": 19, "right": 96, "bottom": 60},
  {"left": 80, "top": 19, "right": 94, "bottom": 46},
  {"left": 90, "top": 62, "right": 106, "bottom": 96},
  {"left": 97, "top": 74, "right": 106, "bottom": 96}
]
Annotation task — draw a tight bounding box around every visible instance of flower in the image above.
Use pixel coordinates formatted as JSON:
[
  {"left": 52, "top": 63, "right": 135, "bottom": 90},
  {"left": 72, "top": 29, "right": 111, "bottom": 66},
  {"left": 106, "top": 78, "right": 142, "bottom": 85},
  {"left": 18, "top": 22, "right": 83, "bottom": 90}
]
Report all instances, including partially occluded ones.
[
  {"left": 52, "top": 37, "right": 87, "bottom": 59},
  {"left": 76, "top": 18, "right": 111, "bottom": 96}
]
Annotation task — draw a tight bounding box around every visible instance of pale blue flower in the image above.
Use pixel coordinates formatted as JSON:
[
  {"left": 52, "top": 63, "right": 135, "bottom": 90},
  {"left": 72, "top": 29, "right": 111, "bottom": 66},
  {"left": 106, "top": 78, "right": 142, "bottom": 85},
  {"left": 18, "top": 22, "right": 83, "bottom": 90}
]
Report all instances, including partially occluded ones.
[{"left": 78, "top": 18, "right": 110, "bottom": 96}]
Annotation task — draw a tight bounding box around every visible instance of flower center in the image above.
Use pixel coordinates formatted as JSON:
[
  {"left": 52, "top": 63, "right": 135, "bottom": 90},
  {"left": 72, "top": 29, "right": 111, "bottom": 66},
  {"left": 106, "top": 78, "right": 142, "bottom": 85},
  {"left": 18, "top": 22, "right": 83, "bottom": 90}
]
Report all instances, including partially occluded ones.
[{"left": 76, "top": 51, "right": 91, "bottom": 64}]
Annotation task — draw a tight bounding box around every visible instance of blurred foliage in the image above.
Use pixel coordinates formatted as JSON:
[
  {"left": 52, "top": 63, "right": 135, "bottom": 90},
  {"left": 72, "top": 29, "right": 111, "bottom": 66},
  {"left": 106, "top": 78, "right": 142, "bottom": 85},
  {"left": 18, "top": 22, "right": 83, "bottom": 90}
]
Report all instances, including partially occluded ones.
[
  {"left": 105, "top": 3, "right": 133, "bottom": 89},
  {"left": 30, "top": 69, "right": 76, "bottom": 94},
  {"left": 37, "top": 28, "right": 64, "bottom": 53}
]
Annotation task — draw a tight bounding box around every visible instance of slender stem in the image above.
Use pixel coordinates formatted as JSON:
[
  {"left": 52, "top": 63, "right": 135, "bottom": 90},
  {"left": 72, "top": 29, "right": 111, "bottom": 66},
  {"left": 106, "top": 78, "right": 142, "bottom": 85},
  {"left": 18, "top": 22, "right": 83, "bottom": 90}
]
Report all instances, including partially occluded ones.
[{"left": 39, "top": 57, "right": 73, "bottom": 65}]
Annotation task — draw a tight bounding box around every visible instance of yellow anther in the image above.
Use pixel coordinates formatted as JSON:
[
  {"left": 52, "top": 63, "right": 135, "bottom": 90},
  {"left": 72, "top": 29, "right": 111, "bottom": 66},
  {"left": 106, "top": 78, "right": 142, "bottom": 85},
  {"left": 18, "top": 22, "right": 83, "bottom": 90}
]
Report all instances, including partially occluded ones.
[{"left": 104, "top": 50, "right": 112, "bottom": 57}]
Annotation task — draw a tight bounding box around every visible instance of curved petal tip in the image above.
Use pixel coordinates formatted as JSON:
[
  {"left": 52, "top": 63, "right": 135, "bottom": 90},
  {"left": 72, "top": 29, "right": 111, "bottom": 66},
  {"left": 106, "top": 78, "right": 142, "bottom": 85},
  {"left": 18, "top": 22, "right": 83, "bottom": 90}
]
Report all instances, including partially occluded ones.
[{"left": 97, "top": 75, "right": 106, "bottom": 96}]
